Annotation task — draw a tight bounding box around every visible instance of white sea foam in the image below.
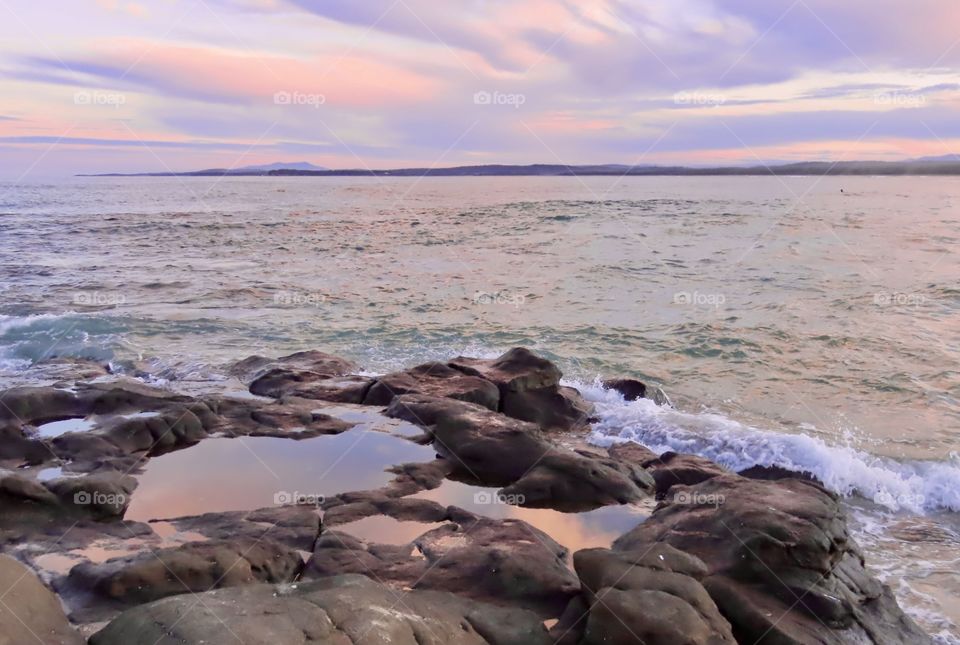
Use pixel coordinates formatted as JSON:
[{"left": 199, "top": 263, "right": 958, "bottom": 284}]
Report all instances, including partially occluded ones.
[
  {"left": 0, "top": 312, "right": 82, "bottom": 336},
  {"left": 575, "top": 380, "right": 960, "bottom": 514}
]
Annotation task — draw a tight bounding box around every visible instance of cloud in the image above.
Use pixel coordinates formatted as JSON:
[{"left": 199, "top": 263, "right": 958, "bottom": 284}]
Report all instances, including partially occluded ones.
[
  {"left": 19, "top": 40, "right": 443, "bottom": 108},
  {"left": 3, "top": 0, "right": 960, "bottom": 176}
]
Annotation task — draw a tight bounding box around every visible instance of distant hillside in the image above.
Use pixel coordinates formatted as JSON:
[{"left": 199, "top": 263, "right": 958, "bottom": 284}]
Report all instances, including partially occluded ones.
[
  {"left": 237, "top": 162, "right": 327, "bottom": 172},
  {"left": 82, "top": 159, "right": 960, "bottom": 177}
]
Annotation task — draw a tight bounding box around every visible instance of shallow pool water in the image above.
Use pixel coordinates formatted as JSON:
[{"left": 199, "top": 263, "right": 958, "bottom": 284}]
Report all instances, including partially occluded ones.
[
  {"left": 414, "top": 479, "right": 653, "bottom": 553},
  {"left": 334, "top": 515, "right": 446, "bottom": 545},
  {"left": 35, "top": 417, "right": 96, "bottom": 438},
  {"left": 124, "top": 429, "right": 436, "bottom": 522}
]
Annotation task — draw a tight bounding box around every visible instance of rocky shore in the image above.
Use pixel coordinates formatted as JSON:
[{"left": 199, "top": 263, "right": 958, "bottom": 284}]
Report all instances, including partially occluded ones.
[{"left": 0, "top": 348, "right": 933, "bottom": 644}]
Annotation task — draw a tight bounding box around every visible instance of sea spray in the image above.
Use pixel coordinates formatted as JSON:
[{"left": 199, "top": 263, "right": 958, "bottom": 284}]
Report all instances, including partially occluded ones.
[{"left": 576, "top": 379, "right": 960, "bottom": 514}]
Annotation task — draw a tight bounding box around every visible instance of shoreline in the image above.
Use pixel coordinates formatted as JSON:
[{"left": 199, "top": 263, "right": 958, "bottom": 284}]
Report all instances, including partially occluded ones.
[{"left": 0, "top": 348, "right": 945, "bottom": 643}]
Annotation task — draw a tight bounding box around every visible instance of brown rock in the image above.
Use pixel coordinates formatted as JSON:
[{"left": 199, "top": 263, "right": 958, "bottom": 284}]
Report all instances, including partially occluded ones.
[
  {"left": 89, "top": 574, "right": 552, "bottom": 645},
  {"left": 573, "top": 546, "right": 736, "bottom": 645},
  {"left": 0, "top": 555, "right": 84, "bottom": 645},
  {"left": 65, "top": 538, "right": 302, "bottom": 609},
  {"left": 363, "top": 361, "right": 500, "bottom": 409},
  {"left": 614, "top": 474, "right": 933, "bottom": 644},
  {"left": 645, "top": 451, "right": 728, "bottom": 498}
]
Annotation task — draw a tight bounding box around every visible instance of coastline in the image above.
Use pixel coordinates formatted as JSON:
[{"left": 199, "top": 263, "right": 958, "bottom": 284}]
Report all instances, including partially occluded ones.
[{"left": 0, "top": 348, "right": 942, "bottom": 643}]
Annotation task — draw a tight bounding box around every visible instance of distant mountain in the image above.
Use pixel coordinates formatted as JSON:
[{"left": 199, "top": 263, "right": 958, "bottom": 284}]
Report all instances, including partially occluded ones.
[
  {"left": 81, "top": 159, "right": 960, "bottom": 177},
  {"left": 236, "top": 162, "right": 327, "bottom": 172}
]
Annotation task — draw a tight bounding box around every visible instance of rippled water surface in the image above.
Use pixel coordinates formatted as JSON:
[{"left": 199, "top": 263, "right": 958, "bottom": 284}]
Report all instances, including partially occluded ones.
[{"left": 2, "top": 176, "right": 959, "bottom": 639}]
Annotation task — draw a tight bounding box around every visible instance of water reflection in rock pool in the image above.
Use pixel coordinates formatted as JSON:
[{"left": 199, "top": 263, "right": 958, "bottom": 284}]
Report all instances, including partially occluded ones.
[{"left": 125, "top": 430, "right": 435, "bottom": 521}]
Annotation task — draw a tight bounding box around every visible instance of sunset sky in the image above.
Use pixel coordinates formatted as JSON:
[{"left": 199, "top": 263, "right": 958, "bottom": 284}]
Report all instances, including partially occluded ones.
[{"left": 3, "top": 0, "right": 960, "bottom": 177}]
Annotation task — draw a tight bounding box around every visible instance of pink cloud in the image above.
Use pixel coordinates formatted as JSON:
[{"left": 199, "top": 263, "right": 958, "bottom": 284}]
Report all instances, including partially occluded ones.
[{"left": 92, "top": 39, "right": 443, "bottom": 108}]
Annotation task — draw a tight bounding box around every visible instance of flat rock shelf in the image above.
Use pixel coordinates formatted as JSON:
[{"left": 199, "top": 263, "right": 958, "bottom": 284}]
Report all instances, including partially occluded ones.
[{"left": 0, "top": 348, "right": 936, "bottom": 644}]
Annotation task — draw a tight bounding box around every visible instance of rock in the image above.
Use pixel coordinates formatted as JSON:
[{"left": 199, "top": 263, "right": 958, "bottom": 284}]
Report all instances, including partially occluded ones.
[
  {"left": 614, "top": 474, "right": 933, "bottom": 644},
  {"left": 499, "top": 385, "right": 593, "bottom": 431},
  {"left": 0, "top": 421, "right": 49, "bottom": 463},
  {"left": 501, "top": 450, "right": 652, "bottom": 511},
  {"left": 603, "top": 377, "right": 671, "bottom": 405},
  {"left": 0, "top": 469, "right": 59, "bottom": 506},
  {"left": 197, "top": 396, "right": 354, "bottom": 440},
  {"left": 602, "top": 377, "right": 649, "bottom": 401},
  {"left": 232, "top": 350, "right": 359, "bottom": 383},
  {"left": 737, "top": 463, "right": 820, "bottom": 483},
  {"left": 305, "top": 515, "right": 579, "bottom": 616},
  {"left": 64, "top": 538, "right": 303, "bottom": 610},
  {"left": 236, "top": 350, "right": 369, "bottom": 403},
  {"left": 30, "top": 356, "right": 112, "bottom": 383},
  {"left": 0, "top": 386, "right": 90, "bottom": 426},
  {"left": 304, "top": 530, "right": 428, "bottom": 583},
  {"left": 387, "top": 395, "right": 649, "bottom": 510},
  {"left": 450, "top": 347, "right": 562, "bottom": 392},
  {"left": 0, "top": 555, "right": 84, "bottom": 645},
  {"left": 45, "top": 472, "right": 137, "bottom": 518},
  {"left": 363, "top": 362, "right": 500, "bottom": 410},
  {"left": 89, "top": 406, "right": 207, "bottom": 457},
  {"left": 607, "top": 441, "right": 660, "bottom": 465},
  {"left": 161, "top": 505, "right": 321, "bottom": 552},
  {"left": 382, "top": 458, "right": 455, "bottom": 496},
  {"left": 386, "top": 394, "right": 552, "bottom": 485},
  {"left": 548, "top": 595, "right": 590, "bottom": 645},
  {"left": 573, "top": 546, "right": 736, "bottom": 645},
  {"left": 645, "top": 451, "right": 728, "bottom": 498},
  {"left": 451, "top": 348, "right": 593, "bottom": 431},
  {"left": 1, "top": 520, "right": 156, "bottom": 557},
  {"left": 90, "top": 574, "right": 552, "bottom": 645},
  {"left": 415, "top": 516, "right": 580, "bottom": 615},
  {"left": 250, "top": 370, "right": 374, "bottom": 403},
  {"left": 322, "top": 496, "right": 448, "bottom": 527}
]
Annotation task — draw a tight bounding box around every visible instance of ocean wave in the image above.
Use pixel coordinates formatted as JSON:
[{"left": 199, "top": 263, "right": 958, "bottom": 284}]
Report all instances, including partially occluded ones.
[
  {"left": 0, "top": 312, "right": 125, "bottom": 368},
  {"left": 578, "top": 380, "right": 960, "bottom": 514}
]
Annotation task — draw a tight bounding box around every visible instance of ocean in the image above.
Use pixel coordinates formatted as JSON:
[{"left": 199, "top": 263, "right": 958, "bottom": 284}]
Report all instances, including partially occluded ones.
[{"left": 1, "top": 175, "right": 958, "bottom": 640}]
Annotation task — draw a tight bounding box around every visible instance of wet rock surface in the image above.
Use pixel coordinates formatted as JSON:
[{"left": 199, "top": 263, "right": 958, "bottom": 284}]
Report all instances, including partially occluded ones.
[
  {"left": 386, "top": 394, "right": 648, "bottom": 510},
  {"left": 60, "top": 538, "right": 303, "bottom": 621},
  {"left": 0, "top": 554, "right": 84, "bottom": 645},
  {"left": 307, "top": 513, "right": 579, "bottom": 616},
  {"left": 451, "top": 347, "right": 593, "bottom": 430},
  {"left": 0, "top": 346, "right": 931, "bottom": 644},
  {"left": 363, "top": 361, "right": 501, "bottom": 409},
  {"left": 90, "top": 574, "right": 553, "bottom": 645},
  {"left": 572, "top": 545, "right": 736, "bottom": 645},
  {"left": 643, "top": 450, "right": 730, "bottom": 498},
  {"left": 614, "top": 474, "right": 933, "bottom": 644},
  {"left": 162, "top": 505, "right": 321, "bottom": 551},
  {"left": 602, "top": 377, "right": 671, "bottom": 406}
]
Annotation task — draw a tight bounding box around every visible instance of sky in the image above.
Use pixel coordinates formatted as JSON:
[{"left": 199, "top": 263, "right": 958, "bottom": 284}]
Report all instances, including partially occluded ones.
[{"left": 2, "top": 0, "right": 960, "bottom": 177}]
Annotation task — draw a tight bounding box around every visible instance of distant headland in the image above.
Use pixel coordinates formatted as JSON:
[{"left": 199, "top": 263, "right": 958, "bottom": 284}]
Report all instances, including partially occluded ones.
[{"left": 80, "top": 156, "right": 960, "bottom": 177}]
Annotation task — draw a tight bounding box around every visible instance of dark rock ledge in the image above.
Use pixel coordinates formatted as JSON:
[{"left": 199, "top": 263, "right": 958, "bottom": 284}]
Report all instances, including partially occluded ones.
[{"left": 0, "top": 348, "right": 932, "bottom": 645}]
